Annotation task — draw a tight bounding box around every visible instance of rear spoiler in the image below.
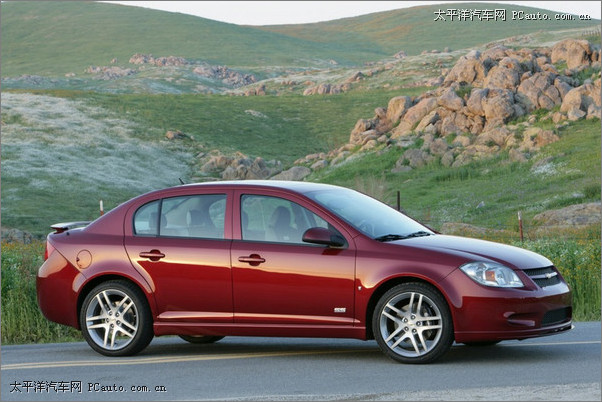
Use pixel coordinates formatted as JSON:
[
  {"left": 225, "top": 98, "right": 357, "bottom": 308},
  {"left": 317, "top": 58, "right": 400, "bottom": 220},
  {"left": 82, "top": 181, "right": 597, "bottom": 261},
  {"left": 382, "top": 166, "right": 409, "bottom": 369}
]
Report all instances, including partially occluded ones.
[{"left": 50, "top": 221, "right": 91, "bottom": 234}]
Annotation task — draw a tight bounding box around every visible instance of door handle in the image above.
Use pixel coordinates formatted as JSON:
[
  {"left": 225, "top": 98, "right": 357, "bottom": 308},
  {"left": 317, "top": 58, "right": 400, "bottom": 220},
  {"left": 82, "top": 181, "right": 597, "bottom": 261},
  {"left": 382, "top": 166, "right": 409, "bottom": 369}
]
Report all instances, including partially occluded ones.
[
  {"left": 139, "top": 250, "right": 165, "bottom": 261},
  {"left": 238, "top": 254, "right": 265, "bottom": 266}
]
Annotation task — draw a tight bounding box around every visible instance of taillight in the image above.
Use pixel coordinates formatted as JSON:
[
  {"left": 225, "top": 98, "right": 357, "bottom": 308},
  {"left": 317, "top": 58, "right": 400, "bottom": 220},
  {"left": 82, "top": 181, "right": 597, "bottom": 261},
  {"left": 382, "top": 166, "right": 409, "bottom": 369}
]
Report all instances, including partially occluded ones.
[{"left": 44, "top": 241, "right": 56, "bottom": 261}]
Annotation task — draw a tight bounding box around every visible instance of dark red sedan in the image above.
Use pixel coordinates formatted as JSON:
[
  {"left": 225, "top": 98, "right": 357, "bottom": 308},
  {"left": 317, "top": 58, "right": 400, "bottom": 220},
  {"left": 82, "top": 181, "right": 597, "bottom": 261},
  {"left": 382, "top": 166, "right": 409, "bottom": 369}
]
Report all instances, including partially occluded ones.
[{"left": 37, "top": 181, "right": 572, "bottom": 363}]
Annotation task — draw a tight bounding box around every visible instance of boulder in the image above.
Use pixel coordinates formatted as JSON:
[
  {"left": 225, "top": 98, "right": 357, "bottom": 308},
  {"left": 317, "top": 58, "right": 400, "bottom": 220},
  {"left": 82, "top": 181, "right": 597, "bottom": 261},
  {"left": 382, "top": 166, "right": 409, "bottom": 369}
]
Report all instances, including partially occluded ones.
[
  {"left": 551, "top": 39, "right": 593, "bottom": 69},
  {"left": 402, "top": 97, "right": 438, "bottom": 127},
  {"left": 443, "top": 50, "right": 489, "bottom": 86},
  {"left": 386, "top": 96, "right": 413, "bottom": 124},
  {"left": 533, "top": 202, "right": 601, "bottom": 227},
  {"left": 398, "top": 149, "right": 434, "bottom": 168},
  {"left": 483, "top": 60, "right": 520, "bottom": 89},
  {"left": 466, "top": 88, "right": 488, "bottom": 116},
  {"left": 270, "top": 166, "right": 311, "bottom": 181},
  {"left": 482, "top": 89, "right": 515, "bottom": 128},
  {"left": 437, "top": 88, "right": 465, "bottom": 111},
  {"left": 516, "top": 72, "right": 560, "bottom": 111}
]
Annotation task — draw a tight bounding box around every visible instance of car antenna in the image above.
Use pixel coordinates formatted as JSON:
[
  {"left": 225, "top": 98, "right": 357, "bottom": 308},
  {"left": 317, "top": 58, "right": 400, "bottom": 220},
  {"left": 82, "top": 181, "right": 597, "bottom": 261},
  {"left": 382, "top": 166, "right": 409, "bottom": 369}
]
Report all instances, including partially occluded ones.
[{"left": 178, "top": 178, "right": 186, "bottom": 185}]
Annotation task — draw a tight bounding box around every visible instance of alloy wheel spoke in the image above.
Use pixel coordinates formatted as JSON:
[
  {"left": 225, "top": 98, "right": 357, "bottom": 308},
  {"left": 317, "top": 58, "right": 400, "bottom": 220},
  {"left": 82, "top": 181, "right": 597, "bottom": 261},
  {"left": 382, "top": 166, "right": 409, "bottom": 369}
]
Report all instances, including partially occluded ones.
[
  {"left": 408, "top": 293, "right": 416, "bottom": 314},
  {"left": 115, "top": 296, "right": 133, "bottom": 316},
  {"left": 101, "top": 291, "right": 113, "bottom": 312},
  {"left": 119, "top": 319, "right": 137, "bottom": 333},
  {"left": 417, "top": 329, "right": 429, "bottom": 352},
  {"left": 408, "top": 332, "right": 421, "bottom": 354},
  {"left": 415, "top": 294, "right": 424, "bottom": 315},
  {"left": 385, "top": 325, "right": 405, "bottom": 342},
  {"left": 95, "top": 293, "right": 110, "bottom": 315},
  {"left": 115, "top": 324, "right": 136, "bottom": 338},
  {"left": 87, "top": 322, "right": 109, "bottom": 330},
  {"left": 110, "top": 327, "right": 117, "bottom": 348},
  {"left": 87, "top": 313, "right": 108, "bottom": 323},
  {"left": 385, "top": 302, "right": 404, "bottom": 317},
  {"left": 102, "top": 324, "right": 110, "bottom": 347},
  {"left": 383, "top": 310, "right": 403, "bottom": 324},
  {"left": 420, "top": 323, "right": 442, "bottom": 331},
  {"left": 390, "top": 331, "right": 411, "bottom": 349}
]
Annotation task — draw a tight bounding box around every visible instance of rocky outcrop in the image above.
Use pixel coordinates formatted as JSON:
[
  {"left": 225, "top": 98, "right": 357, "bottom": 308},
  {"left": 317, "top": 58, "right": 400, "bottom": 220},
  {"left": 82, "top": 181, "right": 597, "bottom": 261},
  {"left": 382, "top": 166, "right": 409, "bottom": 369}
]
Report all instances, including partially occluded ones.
[
  {"left": 560, "top": 78, "right": 602, "bottom": 120},
  {"left": 85, "top": 66, "right": 137, "bottom": 80},
  {"left": 270, "top": 166, "right": 312, "bottom": 181},
  {"left": 129, "top": 53, "right": 189, "bottom": 66},
  {"left": 198, "top": 151, "right": 282, "bottom": 180},
  {"left": 293, "top": 39, "right": 600, "bottom": 175},
  {"left": 551, "top": 39, "right": 597, "bottom": 69},
  {"left": 193, "top": 65, "right": 256, "bottom": 87},
  {"left": 1, "top": 227, "right": 37, "bottom": 243},
  {"left": 303, "top": 83, "right": 350, "bottom": 95},
  {"left": 165, "top": 130, "right": 192, "bottom": 140},
  {"left": 127, "top": 53, "right": 257, "bottom": 87},
  {"left": 533, "top": 202, "right": 601, "bottom": 227}
]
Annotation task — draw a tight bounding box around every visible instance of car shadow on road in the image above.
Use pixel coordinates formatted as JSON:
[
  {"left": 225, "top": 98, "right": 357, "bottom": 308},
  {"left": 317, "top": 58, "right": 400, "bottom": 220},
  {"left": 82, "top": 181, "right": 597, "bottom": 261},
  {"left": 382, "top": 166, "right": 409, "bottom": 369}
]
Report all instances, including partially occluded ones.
[{"left": 130, "top": 337, "right": 576, "bottom": 366}]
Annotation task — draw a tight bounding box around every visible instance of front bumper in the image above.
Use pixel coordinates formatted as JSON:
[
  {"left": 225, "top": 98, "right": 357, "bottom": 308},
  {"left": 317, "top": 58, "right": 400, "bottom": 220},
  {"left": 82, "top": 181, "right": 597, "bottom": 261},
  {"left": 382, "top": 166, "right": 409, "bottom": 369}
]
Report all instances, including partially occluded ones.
[{"left": 442, "top": 268, "right": 573, "bottom": 343}]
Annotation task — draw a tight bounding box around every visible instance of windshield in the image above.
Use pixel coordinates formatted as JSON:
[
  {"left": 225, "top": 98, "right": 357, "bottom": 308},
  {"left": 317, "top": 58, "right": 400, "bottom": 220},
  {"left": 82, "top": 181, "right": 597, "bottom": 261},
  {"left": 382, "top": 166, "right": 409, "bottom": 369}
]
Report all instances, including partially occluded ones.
[{"left": 305, "top": 188, "right": 433, "bottom": 240}]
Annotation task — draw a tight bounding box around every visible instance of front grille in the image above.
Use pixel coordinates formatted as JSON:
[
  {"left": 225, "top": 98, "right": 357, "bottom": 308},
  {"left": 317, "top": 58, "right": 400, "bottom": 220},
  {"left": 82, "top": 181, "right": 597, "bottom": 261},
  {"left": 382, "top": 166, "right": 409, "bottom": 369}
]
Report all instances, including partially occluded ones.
[
  {"left": 542, "top": 307, "right": 571, "bottom": 326},
  {"left": 523, "top": 266, "right": 561, "bottom": 288}
]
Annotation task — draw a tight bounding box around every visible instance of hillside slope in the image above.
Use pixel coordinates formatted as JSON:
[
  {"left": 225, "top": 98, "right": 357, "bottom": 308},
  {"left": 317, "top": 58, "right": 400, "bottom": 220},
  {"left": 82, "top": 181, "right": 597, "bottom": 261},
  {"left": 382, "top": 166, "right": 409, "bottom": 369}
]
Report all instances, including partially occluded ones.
[
  {"left": 1, "top": 1, "right": 598, "bottom": 77},
  {"left": 260, "top": 2, "right": 599, "bottom": 57}
]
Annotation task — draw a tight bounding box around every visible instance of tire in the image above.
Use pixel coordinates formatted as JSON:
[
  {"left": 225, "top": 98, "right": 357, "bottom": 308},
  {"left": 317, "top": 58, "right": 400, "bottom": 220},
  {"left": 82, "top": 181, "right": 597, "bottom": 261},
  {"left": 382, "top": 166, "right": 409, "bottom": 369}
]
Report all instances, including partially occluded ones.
[
  {"left": 80, "top": 280, "right": 153, "bottom": 357},
  {"left": 372, "top": 282, "right": 453, "bottom": 364},
  {"left": 179, "top": 335, "right": 225, "bottom": 344}
]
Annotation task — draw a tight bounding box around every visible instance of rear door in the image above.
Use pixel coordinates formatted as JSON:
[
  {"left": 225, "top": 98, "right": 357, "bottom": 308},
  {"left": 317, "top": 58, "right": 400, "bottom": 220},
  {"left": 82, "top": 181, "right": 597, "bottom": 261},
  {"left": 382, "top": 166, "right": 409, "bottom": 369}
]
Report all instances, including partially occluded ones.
[{"left": 124, "top": 190, "right": 234, "bottom": 323}]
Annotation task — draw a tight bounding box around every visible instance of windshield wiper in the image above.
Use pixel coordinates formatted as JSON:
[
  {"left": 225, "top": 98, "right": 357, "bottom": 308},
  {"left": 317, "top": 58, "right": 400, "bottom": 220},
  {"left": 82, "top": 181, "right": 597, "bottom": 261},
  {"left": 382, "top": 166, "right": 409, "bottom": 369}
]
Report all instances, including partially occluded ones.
[{"left": 375, "top": 231, "right": 432, "bottom": 242}]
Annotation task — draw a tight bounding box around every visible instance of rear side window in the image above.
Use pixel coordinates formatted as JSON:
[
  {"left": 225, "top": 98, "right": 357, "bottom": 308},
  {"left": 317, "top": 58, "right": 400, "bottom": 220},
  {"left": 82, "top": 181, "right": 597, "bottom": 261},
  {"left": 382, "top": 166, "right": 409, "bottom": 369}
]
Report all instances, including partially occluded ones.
[
  {"left": 134, "top": 200, "right": 160, "bottom": 235},
  {"left": 133, "top": 194, "right": 226, "bottom": 239}
]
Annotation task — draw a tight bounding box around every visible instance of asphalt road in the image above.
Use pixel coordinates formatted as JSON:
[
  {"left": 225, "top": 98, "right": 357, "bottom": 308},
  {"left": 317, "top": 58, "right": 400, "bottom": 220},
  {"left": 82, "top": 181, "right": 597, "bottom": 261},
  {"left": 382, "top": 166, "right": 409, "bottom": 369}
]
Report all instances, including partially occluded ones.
[{"left": 1, "top": 322, "right": 600, "bottom": 401}]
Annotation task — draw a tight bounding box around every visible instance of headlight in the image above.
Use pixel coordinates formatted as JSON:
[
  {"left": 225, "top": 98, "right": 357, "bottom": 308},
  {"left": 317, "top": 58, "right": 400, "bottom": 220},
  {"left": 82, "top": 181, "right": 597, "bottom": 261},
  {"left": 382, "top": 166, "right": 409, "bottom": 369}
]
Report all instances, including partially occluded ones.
[{"left": 460, "top": 262, "right": 524, "bottom": 288}]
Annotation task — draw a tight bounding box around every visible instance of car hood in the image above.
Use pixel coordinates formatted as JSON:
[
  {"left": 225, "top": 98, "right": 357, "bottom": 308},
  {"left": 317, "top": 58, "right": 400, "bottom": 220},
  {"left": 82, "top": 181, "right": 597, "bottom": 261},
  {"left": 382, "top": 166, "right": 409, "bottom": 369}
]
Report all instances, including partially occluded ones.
[{"left": 396, "top": 234, "right": 553, "bottom": 269}]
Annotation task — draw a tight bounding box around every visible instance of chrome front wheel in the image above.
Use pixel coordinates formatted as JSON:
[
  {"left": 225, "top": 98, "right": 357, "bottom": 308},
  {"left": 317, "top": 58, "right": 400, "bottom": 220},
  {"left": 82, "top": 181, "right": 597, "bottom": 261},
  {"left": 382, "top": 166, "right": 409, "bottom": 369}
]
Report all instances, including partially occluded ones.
[
  {"left": 80, "top": 280, "right": 153, "bottom": 356},
  {"left": 373, "top": 283, "right": 453, "bottom": 364}
]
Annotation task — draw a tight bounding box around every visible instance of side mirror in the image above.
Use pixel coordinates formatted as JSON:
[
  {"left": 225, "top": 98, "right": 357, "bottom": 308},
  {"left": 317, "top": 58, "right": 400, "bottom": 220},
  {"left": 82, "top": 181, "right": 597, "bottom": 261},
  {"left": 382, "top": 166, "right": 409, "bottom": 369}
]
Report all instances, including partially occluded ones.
[{"left": 302, "top": 227, "right": 346, "bottom": 248}]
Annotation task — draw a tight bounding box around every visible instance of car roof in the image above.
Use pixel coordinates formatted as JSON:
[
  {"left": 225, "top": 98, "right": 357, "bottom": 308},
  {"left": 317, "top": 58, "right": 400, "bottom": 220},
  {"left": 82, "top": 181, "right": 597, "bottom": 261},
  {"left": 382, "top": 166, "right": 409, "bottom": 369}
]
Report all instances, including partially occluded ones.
[{"left": 175, "top": 180, "right": 344, "bottom": 194}]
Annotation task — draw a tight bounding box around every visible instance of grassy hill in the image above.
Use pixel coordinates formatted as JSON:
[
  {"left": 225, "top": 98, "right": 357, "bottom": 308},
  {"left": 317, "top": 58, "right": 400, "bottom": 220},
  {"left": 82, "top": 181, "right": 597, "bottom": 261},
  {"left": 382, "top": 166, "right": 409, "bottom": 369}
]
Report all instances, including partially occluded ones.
[
  {"left": 1, "top": 1, "right": 598, "bottom": 77},
  {"left": 1, "top": 1, "right": 600, "bottom": 236},
  {"left": 259, "top": 2, "right": 599, "bottom": 57},
  {"left": 2, "top": 87, "right": 600, "bottom": 236}
]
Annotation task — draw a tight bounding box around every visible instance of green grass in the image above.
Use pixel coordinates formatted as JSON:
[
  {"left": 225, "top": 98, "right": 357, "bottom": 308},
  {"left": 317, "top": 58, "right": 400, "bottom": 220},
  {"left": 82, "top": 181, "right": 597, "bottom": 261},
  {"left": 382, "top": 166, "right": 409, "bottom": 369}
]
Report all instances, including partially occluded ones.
[
  {"left": 1, "top": 241, "right": 82, "bottom": 344},
  {"left": 65, "top": 89, "right": 423, "bottom": 164},
  {"left": 314, "top": 118, "right": 601, "bottom": 232},
  {"left": 516, "top": 238, "right": 601, "bottom": 321},
  {"left": 2, "top": 1, "right": 598, "bottom": 76},
  {"left": 2, "top": 233, "right": 598, "bottom": 345},
  {"left": 260, "top": 3, "right": 599, "bottom": 57}
]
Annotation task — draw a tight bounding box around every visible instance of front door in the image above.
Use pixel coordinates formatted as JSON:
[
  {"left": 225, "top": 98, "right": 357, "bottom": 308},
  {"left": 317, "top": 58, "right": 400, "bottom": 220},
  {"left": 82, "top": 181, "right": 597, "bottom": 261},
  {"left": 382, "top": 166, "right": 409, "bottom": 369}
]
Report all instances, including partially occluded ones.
[{"left": 231, "top": 193, "right": 356, "bottom": 325}]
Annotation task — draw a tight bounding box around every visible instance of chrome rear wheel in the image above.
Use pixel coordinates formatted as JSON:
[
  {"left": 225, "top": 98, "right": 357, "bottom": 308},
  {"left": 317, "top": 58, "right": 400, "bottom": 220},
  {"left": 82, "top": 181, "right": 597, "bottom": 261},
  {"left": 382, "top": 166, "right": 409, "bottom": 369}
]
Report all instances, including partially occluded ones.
[{"left": 81, "top": 280, "right": 153, "bottom": 356}]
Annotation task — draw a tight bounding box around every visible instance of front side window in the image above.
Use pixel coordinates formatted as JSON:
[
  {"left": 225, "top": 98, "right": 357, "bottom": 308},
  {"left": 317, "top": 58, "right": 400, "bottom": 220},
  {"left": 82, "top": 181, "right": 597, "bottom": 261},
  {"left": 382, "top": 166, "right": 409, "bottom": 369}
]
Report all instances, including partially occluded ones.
[
  {"left": 241, "top": 195, "right": 331, "bottom": 244},
  {"left": 133, "top": 194, "right": 226, "bottom": 239}
]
